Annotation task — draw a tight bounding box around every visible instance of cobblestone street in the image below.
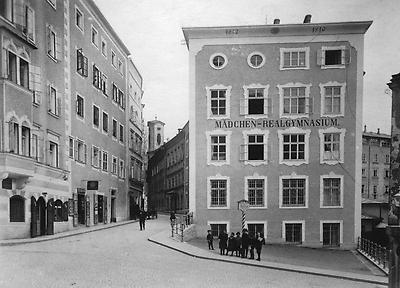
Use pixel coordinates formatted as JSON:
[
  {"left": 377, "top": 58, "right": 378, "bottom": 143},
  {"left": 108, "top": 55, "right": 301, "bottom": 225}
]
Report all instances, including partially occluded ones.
[{"left": 0, "top": 216, "right": 385, "bottom": 288}]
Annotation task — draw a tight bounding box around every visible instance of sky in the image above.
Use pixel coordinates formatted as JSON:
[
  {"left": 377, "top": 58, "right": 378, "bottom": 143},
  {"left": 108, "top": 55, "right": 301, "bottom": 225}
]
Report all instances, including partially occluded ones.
[{"left": 94, "top": 0, "right": 399, "bottom": 140}]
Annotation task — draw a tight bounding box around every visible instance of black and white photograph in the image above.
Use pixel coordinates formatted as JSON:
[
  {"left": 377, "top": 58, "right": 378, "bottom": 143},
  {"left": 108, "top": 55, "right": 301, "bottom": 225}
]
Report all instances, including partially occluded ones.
[{"left": 0, "top": 0, "right": 399, "bottom": 287}]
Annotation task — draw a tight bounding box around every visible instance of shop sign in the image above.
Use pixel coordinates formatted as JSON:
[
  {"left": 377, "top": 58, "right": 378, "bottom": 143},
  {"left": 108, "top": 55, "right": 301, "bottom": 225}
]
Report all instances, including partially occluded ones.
[{"left": 215, "top": 118, "right": 339, "bottom": 129}]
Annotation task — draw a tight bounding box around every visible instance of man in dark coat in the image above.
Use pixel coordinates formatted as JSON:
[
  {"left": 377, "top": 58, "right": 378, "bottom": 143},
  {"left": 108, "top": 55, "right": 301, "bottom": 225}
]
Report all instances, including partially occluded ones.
[
  {"left": 255, "top": 232, "right": 265, "bottom": 261},
  {"left": 139, "top": 210, "right": 146, "bottom": 231},
  {"left": 218, "top": 230, "right": 228, "bottom": 255},
  {"left": 248, "top": 232, "right": 255, "bottom": 259},
  {"left": 241, "top": 229, "right": 249, "bottom": 258},
  {"left": 235, "top": 232, "right": 242, "bottom": 257}
]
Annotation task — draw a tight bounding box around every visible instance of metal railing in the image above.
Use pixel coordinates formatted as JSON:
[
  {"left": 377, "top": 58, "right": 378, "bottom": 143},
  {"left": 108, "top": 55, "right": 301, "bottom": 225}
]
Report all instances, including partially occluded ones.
[
  {"left": 357, "top": 237, "right": 390, "bottom": 273},
  {"left": 171, "top": 213, "right": 193, "bottom": 242}
]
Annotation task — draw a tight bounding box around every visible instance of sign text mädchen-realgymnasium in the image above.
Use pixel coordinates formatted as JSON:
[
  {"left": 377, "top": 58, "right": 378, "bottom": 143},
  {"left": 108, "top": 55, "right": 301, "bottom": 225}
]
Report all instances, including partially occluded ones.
[{"left": 215, "top": 118, "right": 339, "bottom": 129}]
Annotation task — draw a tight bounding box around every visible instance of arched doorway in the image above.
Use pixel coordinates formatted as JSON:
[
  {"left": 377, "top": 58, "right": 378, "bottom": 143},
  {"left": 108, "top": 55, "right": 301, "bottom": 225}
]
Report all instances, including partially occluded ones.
[{"left": 37, "top": 197, "right": 46, "bottom": 236}]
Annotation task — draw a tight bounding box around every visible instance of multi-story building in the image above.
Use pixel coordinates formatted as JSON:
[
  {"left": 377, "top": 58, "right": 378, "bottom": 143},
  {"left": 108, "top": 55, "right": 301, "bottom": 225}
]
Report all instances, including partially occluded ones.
[
  {"left": 362, "top": 126, "right": 390, "bottom": 201},
  {"left": 183, "top": 18, "right": 371, "bottom": 248},
  {"left": 0, "top": 0, "right": 143, "bottom": 239},
  {"left": 127, "top": 58, "right": 145, "bottom": 219},
  {"left": 147, "top": 121, "right": 189, "bottom": 213},
  {"left": 1, "top": 0, "right": 70, "bottom": 239}
]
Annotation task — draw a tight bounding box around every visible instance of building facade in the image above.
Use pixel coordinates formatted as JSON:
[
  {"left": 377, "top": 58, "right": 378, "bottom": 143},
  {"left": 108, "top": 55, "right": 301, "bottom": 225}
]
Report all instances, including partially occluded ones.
[
  {"left": 0, "top": 0, "right": 143, "bottom": 239},
  {"left": 183, "top": 19, "right": 371, "bottom": 248},
  {"left": 147, "top": 122, "right": 189, "bottom": 213},
  {"left": 127, "top": 58, "right": 145, "bottom": 219},
  {"left": 362, "top": 127, "right": 390, "bottom": 201}
]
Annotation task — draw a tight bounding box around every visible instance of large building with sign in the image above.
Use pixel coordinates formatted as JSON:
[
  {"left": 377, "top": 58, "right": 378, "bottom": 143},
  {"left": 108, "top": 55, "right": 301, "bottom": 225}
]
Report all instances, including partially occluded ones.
[{"left": 183, "top": 18, "right": 371, "bottom": 248}]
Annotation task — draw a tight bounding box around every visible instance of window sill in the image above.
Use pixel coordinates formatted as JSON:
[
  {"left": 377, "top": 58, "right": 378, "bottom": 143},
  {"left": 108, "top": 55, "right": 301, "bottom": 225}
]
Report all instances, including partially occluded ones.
[
  {"left": 280, "top": 114, "right": 310, "bottom": 119},
  {"left": 207, "top": 206, "right": 230, "bottom": 210},
  {"left": 47, "top": 54, "right": 59, "bottom": 63},
  {"left": 279, "top": 206, "right": 308, "bottom": 209},
  {"left": 76, "top": 115, "right": 85, "bottom": 123},
  {"left": 280, "top": 160, "right": 308, "bottom": 166},
  {"left": 207, "top": 115, "right": 230, "bottom": 120},
  {"left": 243, "top": 160, "right": 268, "bottom": 166},
  {"left": 320, "top": 206, "right": 343, "bottom": 209},
  {"left": 48, "top": 111, "right": 60, "bottom": 119},
  {"left": 248, "top": 206, "right": 268, "bottom": 209},
  {"left": 280, "top": 66, "right": 309, "bottom": 71},
  {"left": 207, "top": 161, "right": 229, "bottom": 167},
  {"left": 321, "top": 64, "right": 345, "bottom": 70},
  {"left": 321, "top": 113, "right": 344, "bottom": 118},
  {"left": 320, "top": 159, "right": 343, "bottom": 165}
]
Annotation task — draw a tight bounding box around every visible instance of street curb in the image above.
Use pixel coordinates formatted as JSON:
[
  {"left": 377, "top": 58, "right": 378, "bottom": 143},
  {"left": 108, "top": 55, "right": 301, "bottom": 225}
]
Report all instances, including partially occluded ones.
[
  {"left": 148, "top": 237, "right": 388, "bottom": 286},
  {"left": 0, "top": 220, "right": 139, "bottom": 246}
]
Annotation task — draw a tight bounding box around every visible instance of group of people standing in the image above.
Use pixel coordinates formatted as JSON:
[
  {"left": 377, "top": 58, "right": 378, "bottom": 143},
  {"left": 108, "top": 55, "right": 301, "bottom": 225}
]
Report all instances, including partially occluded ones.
[{"left": 207, "top": 229, "right": 265, "bottom": 261}]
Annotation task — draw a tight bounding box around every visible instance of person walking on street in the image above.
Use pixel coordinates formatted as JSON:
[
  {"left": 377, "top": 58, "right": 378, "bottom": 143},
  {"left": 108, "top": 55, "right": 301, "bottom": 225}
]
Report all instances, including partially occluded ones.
[
  {"left": 139, "top": 210, "right": 146, "bottom": 231},
  {"left": 235, "top": 232, "right": 241, "bottom": 257},
  {"left": 218, "top": 230, "right": 228, "bottom": 255},
  {"left": 255, "top": 232, "right": 265, "bottom": 261},
  {"left": 207, "top": 230, "right": 214, "bottom": 250},
  {"left": 241, "top": 229, "right": 249, "bottom": 258}
]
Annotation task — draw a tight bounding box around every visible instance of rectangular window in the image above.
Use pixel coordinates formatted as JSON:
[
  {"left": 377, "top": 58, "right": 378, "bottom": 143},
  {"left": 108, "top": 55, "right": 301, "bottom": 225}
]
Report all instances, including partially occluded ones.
[
  {"left": 248, "top": 179, "right": 264, "bottom": 207},
  {"left": 323, "top": 178, "right": 341, "bottom": 207},
  {"left": 373, "top": 186, "right": 377, "bottom": 199},
  {"left": 49, "top": 141, "right": 59, "bottom": 167},
  {"left": 374, "top": 154, "right": 378, "bottom": 163},
  {"left": 210, "top": 179, "right": 227, "bottom": 207},
  {"left": 21, "top": 126, "right": 30, "bottom": 157},
  {"left": 282, "top": 178, "right": 305, "bottom": 207},
  {"left": 248, "top": 135, "right": 264, "bottom": 160},
  {"left": 324, "top": 86, "right": 342, "bottom": 114},
  {"left": 362, "top": 153, "right": 366, "bottom": 163},
  {"left": 362, "top": 168, "right": 365, "bottom": 176},
  {"left": 283, "top": 134, "right": 305, "bottom": 160},
  {"left": 325, "top": 50, "right": 342, "bottom": 66},
  {"left": 323, "top": 133, "right": 340, "bottom": 161},
  {"left": 76, "top": 49, "right": 88, "bottom": 77},
  {"left": 248, "top": 88, "right": 264, "bottom": 115},
  {"left": 386, "top": 155, "right": 390, "bottom": 163},
  {"left": 247, "top": 223, "right": 264, "bottom": 237},
  {"left": 373, "top": 170, "right": 378, "bottom": 177},
  {"left": 75, "top": 7, "right": 83, "bottom": 30},
  {"left": 118, "top": 89, "right": 124, "bottom": 108},
  {"left": 102, "top": 74, "right": 108, "bottom": 95},
  {"left": 285, "top": 223, "right": 302, "bottom": 243},
  {"left": 119, "top": 124, "right": 124, "bottom": 143},
  {"left": 75, "top": 140, "right": 87, "bottom": 163},
  {"left": 102, "top": 151, "right": 108, "bottom": 171},
  {"left": 76, "top": 95, "right": 84, "bottom": 118},
  {"left": 25, "top": 6, "right": 35, "bottom": 42},
  {"left": 385, "top": 170, "right": 390, "bottom": 178},
  {"left": 118, "top": 60, "right": 123, "bottom": 74},
  {"left": 210, "top": 223, "right": 227, "bottom": 237},
  {"left": 283, "top": 87, "right": 306, "bottom": 115},
  {"left": 101, "top": 40, "right": 107, "bottom": 57},
  {"left": 92, "top": 65, "right": 101, "bottom": 89},
  {"left": 119, "top": 159, "right": 125, "bottom": 178},
  {"left": 92, "top": 146, "right": 100, "bottom": 168},
  {"left": 48, "top": 86, "right": 58, "bottom": 115},
  {"left": 111, "top": 156, "right": 117, "bottom": 174},
  {"left": 0, "top": 0, "right": 14, "bottom": 22},
  {"left": 48, "top": 27, "right": 56, "bottom": 59},
  {"left": 322, "top": 223, "right": 340, "bottom": 246},
  {"left": 112, "top": 119, "right": 117, "bottom": 138},
  {"left": 91, "top": 26, "right": 98, "bottom": 47},
  {"left": 93, "top": 105, "right": 99, "bottom": 128},
  {"left": 283, "top": 51, "right": 306, "bottom": 68},
  {"left": 111, "top": 51, "right": 116, "bottom": 67},
  {"left": 7, "top": 51, "right": 17, "bottom": 83},
  {"left": 19, "top": 58, "right": 29, "bottom": 88},
  {"left": 32, "top": 134, "right": 38, "bottom": 160},
  {"left": 112, "top": 83, "right": 118, "bottom": 102},
  {"left": 210, "top": 90, "right": 226, "bottom": 116},
  {"left": 102, "top": 112, "right": 108, "bottom": 133},
  {"left": 211, "top": 136, "right": 226, "bottom": 161},
  {"left": 9, "top": 122, "right": 19, "bottom": 153}
]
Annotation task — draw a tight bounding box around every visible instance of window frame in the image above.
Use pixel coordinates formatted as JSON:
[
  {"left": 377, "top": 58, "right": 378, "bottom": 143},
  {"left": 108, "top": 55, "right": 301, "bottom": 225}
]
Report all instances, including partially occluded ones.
[
  {"left": 278, "top": 127, "right": 311, "bottom": 166},
  {"left": 207, "top": 221, "right": 230, "bottom": 237},
  {"left": 9, "top": 195, "right": 25, "bottom": 223},
  {"left": 102, "top": 150, "right": 108, "bottom": 172},
  {"left": 320, "top": 220, "right": 343, "bottom": 245},
  {"left": 111, "top": 156, "right": 118, "bottom": 175},
  {"left": 247, "top": 52, "right": 266, "bottom": 69},
  {"left": 74, "top": 138, "right": 87, "bottom": 164},
  {"left": 206, "top": 84, "right": 232, "bottom": 120},
  {"left": 119, "top": 123, "right": 124, "bottom": 143},
  {"left": 206, "top": 130, "right": 231, "bottom": 166},
  {"left": 75, "top": 6, "right": 84, "bottom": 32},
  {"left": 46, "top": 0, "right": 56, "bottom": 9},
  {"left": 244, "top": 175, "right": 267, "bottom": 209},
  {"left": 76, "top": 93, "right": 85, "bottom": 119},
  {"left": 91, "top": 145, "right": 100, "bottom": 168},
  {"left": 92, "top": 104, "right": 100, "bottom": 129},
  {"left": 207, "top": 175, "right": 230, "bottom": 209},
  {"left": 320, "top": 46, "right": 347, "bottom": 69},
  {"left": 241, "top": 129, "right": 269, "bottom": 166},
  {"left": 320, "top": 173, "right": 344, "bottom": 208},
  {"left": 318, "top": 127, "right": 346, "bottom": 165},
  {"left": 279, "top": 174, "right": 309, "bottom": 209},
  {"left": 279, "top": 47, "right": 310, "bottom": 70},
  {"left": 282, "top": 220, "right": 305, "bottom": 243},
  {"left": 91, "top": 25, "right": 99, "bottom": 48},
  {"left": 278, "top": 82, "right": 312, "bottom": 119},
  {"left": 319, "top": 81, "right": 346, "bottom": 117},
  {"left": 119, "top": 159, "right": 125, "bottom": 179},
  {"left": 47, "top": 24, "right": 57, "bottom": 60},
  {"left": 102, "top": 111, "right": 108, "bottom": 134},
  {"left": 209, "top": 53, "right": 228, "bottom": 70},
  {"left": 241, "top": 84, "right": 270, "bottom": 118},
  {"left": 246, "top": 221, "right": 267, "bottom": 238},
  {"left": 101, "top": 37, "right": 107, "bottom": 58},
  {"left": 48, "top": 140, "right": 59, "bottom": 168}
]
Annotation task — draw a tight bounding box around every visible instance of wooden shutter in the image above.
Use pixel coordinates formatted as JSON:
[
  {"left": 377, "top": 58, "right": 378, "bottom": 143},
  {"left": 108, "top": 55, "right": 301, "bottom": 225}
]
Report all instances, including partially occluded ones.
[
  {"left": 8, "top": 122, "right": 14, "bottom": 152},
  {"left": 316, "top": 49, "right": 323, "bottom": 66},
  {"left": 2, "top": 48, "right": 9, "bottom": 78},
  {"left": 14, "top": 0, "right": 25, "bottom": 29},
  {"left": 74, "top": 139, "right": 78, "bottom": 160},
  {"left": 25, "top": 6, "right": 35, "bottom": 42},
  {"left": 239, "top": 98, "right": 247, "bottom": 115},
  {"left": 47, "top": 198, "right": 54, "bottom": 235},
  {"left": 239, "top": 144, "right": 247, "bottom": 161},
  {"left": 306, "top": 95, "right": 313, "bottom": 115},
  {"left": 84, "top": 143, "right": 87, "bottom": 163}
]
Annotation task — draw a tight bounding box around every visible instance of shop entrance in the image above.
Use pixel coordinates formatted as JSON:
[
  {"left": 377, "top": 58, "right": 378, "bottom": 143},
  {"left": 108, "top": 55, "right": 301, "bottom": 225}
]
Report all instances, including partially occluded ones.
[
  {"left": 78, "top": 193, "right": 85, "bottom": 225},
  {"left": 111, "top": 197, "right": 116, "bottom": 222},
  {"left": 37, "top": 197, "right": 46, "bottom": 236},
  {"left": 98, "top": 195, "right": 103, "bottom": 223}
]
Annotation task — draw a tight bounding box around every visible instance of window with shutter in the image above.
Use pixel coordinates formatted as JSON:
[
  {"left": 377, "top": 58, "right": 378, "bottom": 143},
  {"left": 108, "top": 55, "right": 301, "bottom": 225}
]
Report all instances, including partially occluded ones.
[
  {"left": 10, "top": 195, "right": 25, "bottom": 222},
  {"left": 25, "top": 6, "right": 35, "bottom": 42}
]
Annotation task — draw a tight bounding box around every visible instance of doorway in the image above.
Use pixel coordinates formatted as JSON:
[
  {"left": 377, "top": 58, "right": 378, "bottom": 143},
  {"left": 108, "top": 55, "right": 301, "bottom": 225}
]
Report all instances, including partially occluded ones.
[
  {"left": 78, "top": 193, "right": 85, "bottom": 225},
  {"left": 111, "top": 197, "right": 116, "bottom": 222},
  {"left": 37, "top": 197, "right": 46, "bottom": 236},
  {"left": 98, "top": 195, "right": 103, "bottom": 223}
]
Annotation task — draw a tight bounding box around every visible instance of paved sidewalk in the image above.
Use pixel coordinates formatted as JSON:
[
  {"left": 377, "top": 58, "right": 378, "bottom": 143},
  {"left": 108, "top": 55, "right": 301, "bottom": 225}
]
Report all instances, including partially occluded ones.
[
  {"left": 0, "top": 219, "right": 138, "bottom": 246},
  {"left": 148, "top": 231, "right": 388, "bottom": 286}
]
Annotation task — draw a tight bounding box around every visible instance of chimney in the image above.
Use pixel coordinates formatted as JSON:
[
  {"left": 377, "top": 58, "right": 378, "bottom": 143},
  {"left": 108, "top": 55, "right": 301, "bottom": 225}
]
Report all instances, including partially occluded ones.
[
  {"left": 303, "top": 14, "right": 312, "bottom": 23},
  {"left": 377, "top": 128, "right": 380, "bottom": 134},
  {"left": 364, "top": 125, "right": 367, "bottom": 132},
  {"left": 273, "top": 19, "right": 280, "bottom": 24}
]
